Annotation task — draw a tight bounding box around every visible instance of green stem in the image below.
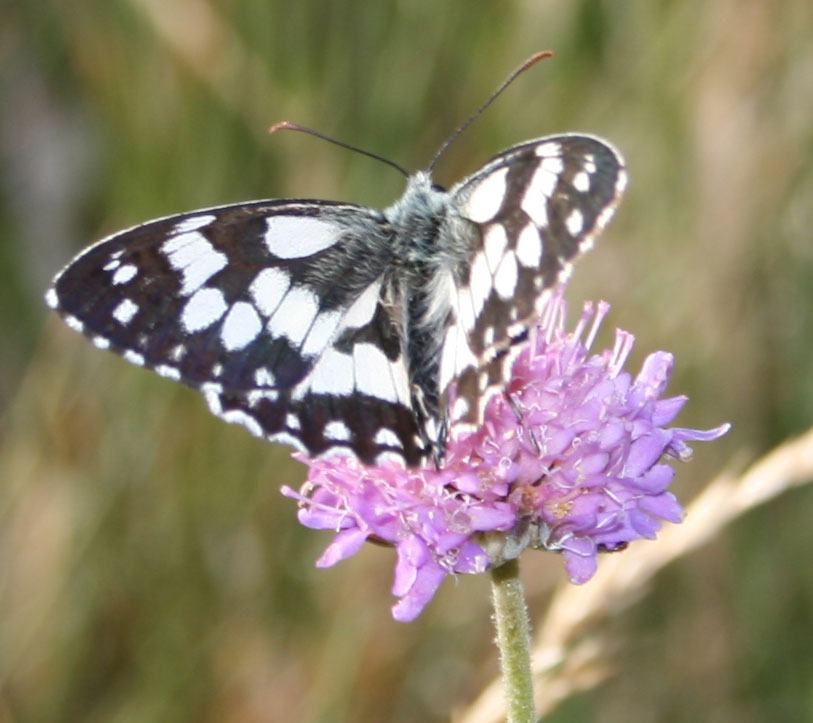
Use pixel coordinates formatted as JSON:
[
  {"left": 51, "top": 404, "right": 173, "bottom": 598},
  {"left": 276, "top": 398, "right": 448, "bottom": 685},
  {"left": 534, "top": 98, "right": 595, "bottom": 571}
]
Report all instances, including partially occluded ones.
[{"left": 490, "top": 559, "right": 535, "bottom": 723}]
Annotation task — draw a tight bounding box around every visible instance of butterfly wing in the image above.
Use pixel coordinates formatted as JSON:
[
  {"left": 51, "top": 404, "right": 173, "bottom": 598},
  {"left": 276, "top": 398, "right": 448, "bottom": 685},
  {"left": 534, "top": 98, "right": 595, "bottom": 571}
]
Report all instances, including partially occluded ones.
[
  {"left": 47, "top": 200, "right": 425, "bottom": 464},
  {"left": 440, "top": 133, "right": 627, "bottom": 428}
]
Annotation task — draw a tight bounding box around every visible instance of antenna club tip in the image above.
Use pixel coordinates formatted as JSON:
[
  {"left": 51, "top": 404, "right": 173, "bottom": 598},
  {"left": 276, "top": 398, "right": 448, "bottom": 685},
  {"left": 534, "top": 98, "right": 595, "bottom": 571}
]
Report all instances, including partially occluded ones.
[
  {"left": 526, "top": 50, "right": 555, "bottom": 67},
  {"left": 268, "top": 121, "right": 296, "bottom": 135}
]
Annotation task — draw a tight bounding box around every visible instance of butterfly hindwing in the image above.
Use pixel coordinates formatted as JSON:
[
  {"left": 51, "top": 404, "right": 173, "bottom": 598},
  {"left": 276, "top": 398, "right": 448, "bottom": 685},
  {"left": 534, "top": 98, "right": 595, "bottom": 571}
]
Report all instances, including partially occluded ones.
[
  {"left": 202, "top": 273, "right": 426, "bottom": 465},
  {"left": 209, "top": 384, "right": 424, "bottom": 466},
  {"left": 440, "top": 134, "right": 627, "bottom": 428}
]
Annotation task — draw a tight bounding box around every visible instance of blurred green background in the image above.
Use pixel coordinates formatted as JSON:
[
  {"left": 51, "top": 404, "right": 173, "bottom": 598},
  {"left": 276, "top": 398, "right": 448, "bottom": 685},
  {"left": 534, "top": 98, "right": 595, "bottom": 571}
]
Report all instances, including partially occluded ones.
[{"left": 1, "top": 1, "right": 812, "bottom": 721}]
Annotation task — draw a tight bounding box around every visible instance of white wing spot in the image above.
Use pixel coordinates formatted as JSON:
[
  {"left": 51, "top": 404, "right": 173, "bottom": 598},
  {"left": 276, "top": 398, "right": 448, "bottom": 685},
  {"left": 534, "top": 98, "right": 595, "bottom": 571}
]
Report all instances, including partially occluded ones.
[
  {"left": 535, "top": 141, "right": 561, "bottom": 157},
  {"left": 103, "top": 259, "right": 121, "bottom": 272},
  {"left": 264, "top": 216, "right": 341, "bottom": 259},
  {"left": 320, "top": 446, "right": 356, "bottom": 462},
  {"left": 584, "top": 155, "right": 597, "bottom": 174},
  {"left": 156, "top": 364, "right": 181, "bottom": 381},
  {"left": 254, "top": 367, "right": 276, "bottom": 387},
  {"left": 324, "top": 420, "right": 352, "bottom": 441},
  {"left": 375, "top": 451, "right": 406, "bottom": 467},
  {"left": 212, "top": 363, "right": 223, "bottom": 377},
  {"left": 170, "top": 344, "right": 186, "bottom": 362},
  {"left": 375, "top": 428, "right": 401, "bottom": 448},
  {"left": 172, "top": 215, "right": 216, "bottom": 235},
  {"left": 521, "top": 167, "right": 556, "bottom": 226},
  {"left": 515, "top": 224, "right": 542, "bottom": 268},
  {"left": 301, "top": 309, "right": 343, "bottom": 357},
  {"left": 423, "top": 269, "right": 455, "bottom": 328},
  {"left": 565, "top": 208, "right": 584, "bottom": 236},
  {"left": 162, "top": 231, "right": 227, "bottom": 295},
  {"left": 204, "top": 388, "right": 223, "bottom": 415},
  {"left": 92, "top": 336, "right": 110, "bottom": 350},
  {"left": 65, "top": 315, "right": 84, "bottom": 333},
  {"left": 270, "top": 431, "right": 306, "bottom": 452},
  {"left": 596, "top": 203, "right": 618, "bottom": 231},
  {"left": 456, "top": 286, "right": 477, "bottom": 332},
  {"left": 483, "top": 224, "right": 508, "bottom": 271},
  {"left": 452, "top": 396, "right": 470, "bottom": 421},
  {"left": 483, "top": 326, "right": 495, "bottom": 347},
  {"left": 390, "top": 359, "right": 411, "bottom": 405},
  {"left": 44, "top": 288, "right": 58, "bottom": 309},
  {"left": 250, "top": 268, "right": 290, "bottom": 317},
  {"left": 439, "top": 322, "right": 477, "bottom": 391},
  {"left": 462, "top": 167, "right": 508, "bottom": 223},
  {"left": 181, "top": 287, "right": 228, "bottom": 332},
  {"left": 285, "top": 413, "right": 300, "bottom": 430},
  {"left": 123, "top": 350, "right": 145, "bottom": 366},
  {"left": 221, "top": 301, "right": 263, "bottom": 351},
  {"left": 354, "top": 343, "right": 398, "bottom": 402},
  {"left": 248, "top": 389, "right": 278, "bottom": 406},
  {"left": 341, "top": 280, "right": 382, "bottom": 329},
  {"left": 267, "top": 286, "right": 320, "bottom": 346},
  {"left": 112, "top": 298, "right": 139, "bottom": 325},
  {"left": 540, "top": 157, "right": 564, "bottom": 175},
  {"left": 295, "top": 347, "right": 354, "bottom": 399},
  {"left": 494, "top": 251, "right": 518, "bottom": 299},
  {"left": 508, "top": 321, "right": 525, "bottom": 337},
  {"left": 112, "top": 264, "right": 137, "bottom": 285},
  {"left": 424, "top": 417, "right": 438, "bottom": 443},
  {"left": 572, "top": 171, "right": 590, "bottom": 192},
  {"left": 439, "top": 324, "right": 459, "bottom": 392},
  {"left": 220, "top": 409, "right": 264, "bottom": 438},
  {"left": 469, "top": 252, "right": 492, "bottom": 318}
]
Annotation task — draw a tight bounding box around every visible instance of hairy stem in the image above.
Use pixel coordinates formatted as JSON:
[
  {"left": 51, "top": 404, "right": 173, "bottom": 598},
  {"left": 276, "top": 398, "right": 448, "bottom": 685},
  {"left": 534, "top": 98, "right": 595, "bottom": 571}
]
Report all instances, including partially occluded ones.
[{"left": 490, "top": 559, "right": 535, "bottom": 722}]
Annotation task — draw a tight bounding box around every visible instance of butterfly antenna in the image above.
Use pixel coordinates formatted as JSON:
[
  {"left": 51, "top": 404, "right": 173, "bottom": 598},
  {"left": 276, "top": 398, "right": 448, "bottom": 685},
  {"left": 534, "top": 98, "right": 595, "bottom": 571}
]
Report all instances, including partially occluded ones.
[
  {"left": 427, "top": 50, "right": 554, "bottom": 174},
  {"left": 269, "top": 121, "right": 410, "bottom": 178}
]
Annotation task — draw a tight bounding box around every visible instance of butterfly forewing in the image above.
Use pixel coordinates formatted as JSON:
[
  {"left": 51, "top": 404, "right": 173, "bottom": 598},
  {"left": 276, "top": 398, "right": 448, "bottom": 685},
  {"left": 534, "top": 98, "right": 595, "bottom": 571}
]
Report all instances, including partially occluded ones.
[
  {"left": 50, "top": 201, "right": 392, "bottom": 388},
  {"left": 440, "top": 134, "right": 627, "bottom": 428}
]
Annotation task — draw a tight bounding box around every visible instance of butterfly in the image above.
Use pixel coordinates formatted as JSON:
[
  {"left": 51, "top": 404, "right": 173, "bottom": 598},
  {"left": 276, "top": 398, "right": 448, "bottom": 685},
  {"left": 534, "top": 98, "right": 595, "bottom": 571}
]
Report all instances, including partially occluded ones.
[{"left": 45, "top": 55, "right": 627, "bottom": 468}]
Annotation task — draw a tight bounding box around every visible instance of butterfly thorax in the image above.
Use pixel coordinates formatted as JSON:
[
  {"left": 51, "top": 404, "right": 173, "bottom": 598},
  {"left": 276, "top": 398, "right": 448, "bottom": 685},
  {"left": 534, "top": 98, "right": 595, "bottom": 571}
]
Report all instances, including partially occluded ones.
[
  {"left": 384, "top": 172, "right": 449, "bottom": 267},
  {"left": 384, "top": 171, "right": 460, "bottom": 459}
]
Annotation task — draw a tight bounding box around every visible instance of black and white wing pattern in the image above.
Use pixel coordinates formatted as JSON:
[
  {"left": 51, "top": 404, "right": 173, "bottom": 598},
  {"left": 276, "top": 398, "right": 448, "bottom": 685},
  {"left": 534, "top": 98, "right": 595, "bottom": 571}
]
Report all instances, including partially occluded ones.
[
  {"left": 47, "top": 201, "right": 427, "bottom": 464},
  {"left": 47, "top": 133, "right": 625, "bottom": 467},
  {"left": 438, "top": 134, "right": 627, "bottom": 430}
]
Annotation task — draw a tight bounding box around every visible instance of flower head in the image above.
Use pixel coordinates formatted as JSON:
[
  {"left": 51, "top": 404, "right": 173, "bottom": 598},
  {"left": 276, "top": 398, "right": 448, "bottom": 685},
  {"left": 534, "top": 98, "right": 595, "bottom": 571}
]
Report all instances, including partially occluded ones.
[{"left": 282, "top": 295, "right": 730, "bottom": 622}]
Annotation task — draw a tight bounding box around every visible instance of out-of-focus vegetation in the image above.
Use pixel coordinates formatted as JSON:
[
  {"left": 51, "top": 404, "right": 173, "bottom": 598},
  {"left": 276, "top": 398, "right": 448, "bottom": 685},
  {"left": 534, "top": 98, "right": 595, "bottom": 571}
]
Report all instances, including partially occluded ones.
[{"left": 1, "top": 1, "right": 811, "bottom": 721}]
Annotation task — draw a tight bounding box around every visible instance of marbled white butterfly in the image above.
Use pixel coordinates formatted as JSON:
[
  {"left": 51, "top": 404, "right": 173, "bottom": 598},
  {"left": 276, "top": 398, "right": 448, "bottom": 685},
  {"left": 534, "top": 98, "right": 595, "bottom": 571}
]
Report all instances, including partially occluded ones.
[{"left": 46, "top": 53, "right": 626, "bottom": 467}]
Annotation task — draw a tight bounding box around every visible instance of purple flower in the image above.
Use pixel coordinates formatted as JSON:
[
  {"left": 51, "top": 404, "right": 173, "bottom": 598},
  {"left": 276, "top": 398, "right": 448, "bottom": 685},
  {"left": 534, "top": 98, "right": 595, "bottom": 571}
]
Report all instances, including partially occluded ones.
[{"left": 282, "top": 295, "right": 730, "bottom": 622}]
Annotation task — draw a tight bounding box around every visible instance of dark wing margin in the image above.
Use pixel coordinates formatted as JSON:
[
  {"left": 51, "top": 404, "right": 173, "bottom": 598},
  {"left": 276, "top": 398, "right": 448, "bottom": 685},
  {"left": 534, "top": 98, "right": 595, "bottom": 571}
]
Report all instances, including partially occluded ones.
[{"left": 440, "top": 133, "right": 627, "bottom": 429}]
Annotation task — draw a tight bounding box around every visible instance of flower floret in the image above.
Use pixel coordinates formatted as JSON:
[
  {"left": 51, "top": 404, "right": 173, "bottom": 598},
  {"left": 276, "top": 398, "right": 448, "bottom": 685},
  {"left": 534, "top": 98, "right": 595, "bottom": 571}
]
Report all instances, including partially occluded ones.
[{"left": 282, "top": 296, "right": 730, "bottom": 621}]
